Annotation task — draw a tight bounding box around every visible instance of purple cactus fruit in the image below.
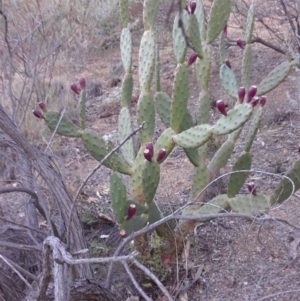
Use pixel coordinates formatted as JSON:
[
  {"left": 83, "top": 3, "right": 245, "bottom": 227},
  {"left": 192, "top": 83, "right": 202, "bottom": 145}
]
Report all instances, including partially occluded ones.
[
  {"left": 126, "top": 204, "right": 136, "bottom": 220},
  {"left": 157, "top": 148, "right": 167, "bottom": 163},
  {"left": 32, "top": 109, "right": 44, "bottom": 119},
  {"left": 247, "top": 182, "right": 257, "bottom": 196},
  {"left": 187, "top": 52, "right": 198, "bottom": 67},
  {"left": 236, "top": 39, "right": 245, "bottom": 50},
  {"left": 238, "top": 87, "right": 246, "bottom": 103},
  {"left": 70, "top": 83, "right": 80, "bottom": 95},
  {"left": 79, "top": 77, "right": 86, "bottom": 90},
  {"left": 223, "top": 24, "right": 228, "bottom": 37},
  {"left": 259, "top": 96, "right": 266, "bottom": 107},
  {"left": 144, "top": 149, "right": 153, "bottom": 162},
  {"left": 247, "top": 85, "right": 257, "bottom": 103},
  {"left": 225, "top": 59, "right": 231, "bottom": 69},
  {"left": 251, "top": 97, "right": 259, "bottom": 107},
  {"left": 216, "top": 100, "right": 227, "bottom": 116},
  {"left": 38, "top": 102, "right": 47, "bottom": 112},
  {"left": 189, "top": 1, "right": 196, "bottom": 14},
  {"left": 145, "top": 142, "right": 154, "bottom": 157}
]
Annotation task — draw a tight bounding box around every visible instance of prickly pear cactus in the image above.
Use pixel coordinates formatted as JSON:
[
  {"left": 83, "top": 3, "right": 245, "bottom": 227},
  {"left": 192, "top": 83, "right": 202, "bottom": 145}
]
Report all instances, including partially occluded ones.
[{"left": 33, "top": 0, "right": 296, "bottom": 262}]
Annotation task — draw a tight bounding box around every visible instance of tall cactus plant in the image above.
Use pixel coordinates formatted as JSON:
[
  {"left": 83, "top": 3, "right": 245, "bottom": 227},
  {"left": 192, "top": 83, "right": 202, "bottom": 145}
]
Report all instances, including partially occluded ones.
[{"left": 33, "top": 0, "right": 297, "bottom": 264}]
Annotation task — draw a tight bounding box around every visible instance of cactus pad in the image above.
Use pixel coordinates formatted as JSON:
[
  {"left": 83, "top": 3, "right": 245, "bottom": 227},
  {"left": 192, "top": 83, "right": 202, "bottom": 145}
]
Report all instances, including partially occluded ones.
[
  {"left": 211, "top": 103, "right": 252, "bottom": 135},
  {"left": 206, "top": 0, "right": 232, "bottom": 43},
  {"left": 139, "top": 30, "right": 156, "bottom": 92},
  {"left": 155, "top": 91, "right": 171, "bottom": 128},
  {"left": 195, "top": 0, "right": 206, "bottom": 41},
  {"left": 229, "top": 194, "right": 270, "bottom": 216},
  {"left": 118, "top": 107, "right": 135, "bottom": 163},
  {"left": 173, "top": 10, "right": 189, "bottom": 64},
  {"left": 119, "top": 0, "right": 128, "bottom": 28},
  {"left": 227, "top": 151, "right": 252, "bottom": 198},
  {"left": 44, "top": 111, "right": 82, "bottom": 137},
  {"left": 110, "top": 173, "right": 127, "bottom": 224},
  {"left": 120, "top": 27, "right": 132, "bottom": 73},
  {"left": 81, "top": 128, "right": 132, "bottom": 175},
  {"left": 188, "top": 14, "right": 203, "bottom": 58},
  {"left": 245, "top": 4, "right": 255, "bottom": 44},
  {"left": 242, "top": 44, "right": 252, "bottom": 89},
  {"left": 154, "top": 128, "right": 176, "bottom": 162},
  {"left": 137, "top": 92, "right": 155, "bottom": 144},
  {"left": 220, "top": 63, "right": 238, "bottom": 99},
  {"left": 196, "top": 43, "right": 210, "bottom": 90},
  {"left": 171, "top": 63, "right": 189, "bottom": 132},
  {"left": 191, "top": 161, "right": 208, "bottom": 199},
  {"left": 270, "top": 159, "right": 300, "bottom": 205},
  {"left": 257, "top": 61, "right": 291, "bottom": 96},
  {"left": 173, "top": 124, "right": 212, "bottom": 149},
  {"left": 121, "top": 73, "right": 133, "bottom": 108},
  {"left": 123, "top": 214, "right": 149, "bottom": 235},
  {"left": 142, "top": 160, "right": 160, "bottom": 204}
]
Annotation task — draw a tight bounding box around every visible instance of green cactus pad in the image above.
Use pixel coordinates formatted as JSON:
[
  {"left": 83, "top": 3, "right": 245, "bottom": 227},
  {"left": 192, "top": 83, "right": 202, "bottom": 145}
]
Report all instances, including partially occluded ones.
[
  {"left": 155, "top": 91, "right": 171, "bottom": 128},
  {"left": 137, "top": 92, "right": 155, "bottom": 144},
  {"left": 180, "top": 110, "right": 199, "bottom": 167},
  {"left": 270, "top": 159, "right": 300, "bottom": 205},
  {"left": 123, "top": 214, "right": 149, "bottom": 235},
  {"left": 139, "top": 30, "right": 156, "bottom": 92},
  {"left": 211, "top": 103, "right": 252, "bottom": 135},
  {"left": 257, "top": 61, "right": 291, "bottom": 96},
  {"left": 147, "top": 200, "right": 162, "bottom": 225},
  {"left": 119, "top": 0, "right": 128, "bottom": 28},
  {"left": 244, "top": 106, "right": 263, "bottom": 152},
  {"left": 120, "top": 27, "right": 132, "bottom": 73},
  {"left": 81, "top": 128, "right": 132, "bottom": 175},
  {"left": 173, "top": 124, "right": 212, "bottom": 149},
  {"left": 171, "top": 63, "right": 189, "bottom": 132},
  {"left": 154, "top": 128, "right": 176, "bottom": 163},
  {"left": 183, "top": 194, "right": 229, "bottom": 222},
  {"left": 245, "top": 4, "right": 254, "bottom": 44},
  {"left": 126, "top": 200, "right": 149, "bottom": 216},
  {"left": 172, "top": 10, "right": 189, "bottom": 64},
  {"left": 118, "top": 107, "right": 135, "bottom": 163},
  {"left": 220, "top": 63, "right": 238, "bottom": 99},
  {"left": 142, "top": 160, "right": 160, "bottom": 204},
  {"left": 143, "top": 0, "right": 159, "bottom": 30},
  {"left": 196, "top": 43, "right": 210, "bottom": 90},
  {"left": 227, "top": 151, "right": 252, "bottom": 198},
  {"left": 110, "top": 173, "right": 127, "bottom": 224},
  {"left": 188, "top": 14, "right": 203, "bottom": 58},
  {"left": 155, "top": 45, "right": 161, "bottom": 92},
  {"left": 79, "top": 90, "right": 86, "bottom": 130},
  {"left": 208, "top": 139, "right": 235, "bottom": 175},
  {"left": 121, "top": 73, "right": 133, "bottom": 108},
  {"left": 195, "top": 0, "right": 206, "bottom": 41},
  {"left": 219, "top": 32, "right": 226, "bottom": 64},
  {"left": 206, "top": 0, "right": 232, "bottom": 43},
  {"left": 191, "top": 161, "right": 208, "bottom": 199},
  {"left": 197, "top": 90, "right": 210, "bottom": 124},
  {"left": 174, "top": 125, "right": 210, "bottom": 150},
  {"left": 229, "top": 194, "right": 270, "bottom": 216},
  {"left": 130, "top": 148, "right": 146, "bottom": 203},
  {"left": 44, "top": 111, "right": 82, "bottom": 137},
  {"left": 242, "top": 44, "right": 252, "bottom": 89}
]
